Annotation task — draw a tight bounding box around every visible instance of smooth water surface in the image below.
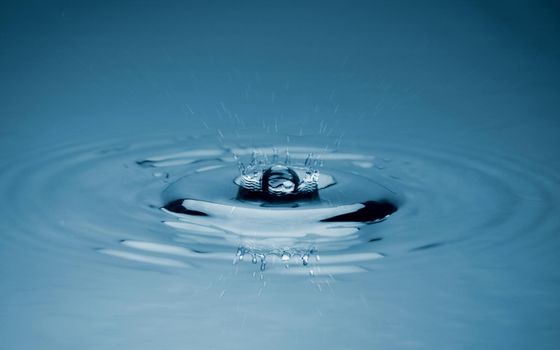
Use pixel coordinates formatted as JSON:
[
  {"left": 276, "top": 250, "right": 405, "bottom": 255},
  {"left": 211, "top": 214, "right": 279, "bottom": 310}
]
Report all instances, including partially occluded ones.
[{"left": 1, "top": 1, "right": 560, "bottom": 349}]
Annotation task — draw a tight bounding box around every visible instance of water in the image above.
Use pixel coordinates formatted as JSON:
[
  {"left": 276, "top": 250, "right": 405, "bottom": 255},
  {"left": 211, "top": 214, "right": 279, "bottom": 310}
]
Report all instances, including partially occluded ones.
[
  {"left": 147, "top": 142, "right": 399, "bottom": 273},
  {"left": 1, "top": 1, "right": 560, "bottom": 349}
]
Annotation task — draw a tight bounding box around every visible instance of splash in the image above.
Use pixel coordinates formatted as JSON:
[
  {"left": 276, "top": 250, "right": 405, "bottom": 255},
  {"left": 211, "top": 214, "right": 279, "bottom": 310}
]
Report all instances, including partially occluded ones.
[
  {"left": 159, "top": 146, "right": 399, "bottom": 273},
  {"left": 235, "top": 151, "right": 321, "bottom": 201}
]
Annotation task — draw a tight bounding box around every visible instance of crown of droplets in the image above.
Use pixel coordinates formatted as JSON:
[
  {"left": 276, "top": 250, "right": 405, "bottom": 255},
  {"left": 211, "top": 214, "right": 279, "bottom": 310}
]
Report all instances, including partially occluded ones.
[{"left": 235, "top": 149, "right": 321, "bottom": 196}]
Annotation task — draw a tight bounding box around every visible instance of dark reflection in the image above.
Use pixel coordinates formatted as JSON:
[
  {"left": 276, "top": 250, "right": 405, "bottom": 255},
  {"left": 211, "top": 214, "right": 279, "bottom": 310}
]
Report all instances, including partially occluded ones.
[
  {"left": 320, "top": 201, "right": 398, "bottom": 223},
  {"left": 163, "top": 199, "right": 208, "bottom": 216}
]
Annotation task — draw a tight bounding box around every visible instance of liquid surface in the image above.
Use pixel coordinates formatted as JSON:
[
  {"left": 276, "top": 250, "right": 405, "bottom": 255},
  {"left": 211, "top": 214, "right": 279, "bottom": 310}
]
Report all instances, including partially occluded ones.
[{"left": 1, "top": 1, "right": 560, "bottom": 349}]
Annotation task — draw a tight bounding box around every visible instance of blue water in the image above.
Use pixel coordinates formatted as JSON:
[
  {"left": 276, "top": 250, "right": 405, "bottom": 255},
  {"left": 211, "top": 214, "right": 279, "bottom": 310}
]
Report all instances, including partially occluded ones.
[{"left": 1, "top": 1, "right": 560, "bottom": 349}]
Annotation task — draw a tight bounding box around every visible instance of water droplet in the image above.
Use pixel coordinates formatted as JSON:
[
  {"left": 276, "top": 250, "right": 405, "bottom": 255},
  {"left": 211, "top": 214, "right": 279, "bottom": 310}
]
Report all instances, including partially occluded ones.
[
  {"left": 302, "top": 254, "right": 309, "bottom": 266},
  {"left": 236, "top": 247, "right": 245, "bottom": 261}
]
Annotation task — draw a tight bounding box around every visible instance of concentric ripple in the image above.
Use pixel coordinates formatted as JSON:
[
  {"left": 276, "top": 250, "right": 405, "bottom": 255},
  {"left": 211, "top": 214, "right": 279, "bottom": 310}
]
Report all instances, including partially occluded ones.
[{"left": 0, "top": 134, "right": 558, "bottom": 276}]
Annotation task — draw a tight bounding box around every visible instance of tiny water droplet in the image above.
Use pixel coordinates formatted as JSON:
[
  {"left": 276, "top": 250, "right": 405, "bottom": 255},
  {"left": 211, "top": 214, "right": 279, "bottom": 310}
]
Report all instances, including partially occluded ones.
[
  {"left": 302, "top": 254, "right": 309, "bottom": 266},
  {"left": 236, "top": 247, "right": 245, "bottom": 261},
  {"left": 281, "top": 252, "right": 290, "bottom": 261},
  {"left": 252, "top": 254, "right": 257, "bottom": 264}
]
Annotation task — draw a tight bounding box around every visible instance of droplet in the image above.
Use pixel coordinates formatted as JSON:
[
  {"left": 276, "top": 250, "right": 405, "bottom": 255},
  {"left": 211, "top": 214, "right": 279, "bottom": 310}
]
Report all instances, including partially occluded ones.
[
  {"left": 302, "top": 254, "right": 309, "bottom": 266},
  {"left": 236, "top": 247, "right": 244, "bottom": 261}
]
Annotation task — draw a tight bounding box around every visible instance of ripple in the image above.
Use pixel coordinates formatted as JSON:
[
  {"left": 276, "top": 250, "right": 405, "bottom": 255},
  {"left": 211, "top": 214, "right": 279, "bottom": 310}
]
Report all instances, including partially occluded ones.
[{"left": 0, "top": 134, "right": 558, "bottom": 276}]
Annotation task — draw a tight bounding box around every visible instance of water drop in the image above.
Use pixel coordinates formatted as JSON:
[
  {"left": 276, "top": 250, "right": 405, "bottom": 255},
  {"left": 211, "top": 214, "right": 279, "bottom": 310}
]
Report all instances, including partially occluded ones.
[{"left": 236, "top": 247, "right": 245, "bottom": 261}]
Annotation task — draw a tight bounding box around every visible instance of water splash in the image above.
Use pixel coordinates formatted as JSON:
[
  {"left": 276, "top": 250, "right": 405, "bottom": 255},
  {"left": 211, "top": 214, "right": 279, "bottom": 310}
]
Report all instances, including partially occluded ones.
[
  {"left": 235, "top": 151, "right": 322, "bottom": 201},
  {"left": 159, "top": 145, "right": 399, "bottom": 273}
]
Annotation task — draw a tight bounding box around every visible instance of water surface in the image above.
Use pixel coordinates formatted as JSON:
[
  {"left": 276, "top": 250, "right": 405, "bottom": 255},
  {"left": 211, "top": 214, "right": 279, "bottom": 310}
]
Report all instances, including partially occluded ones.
[{"left": 1, "top": 1, "right": 560, "bottom": 349}]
